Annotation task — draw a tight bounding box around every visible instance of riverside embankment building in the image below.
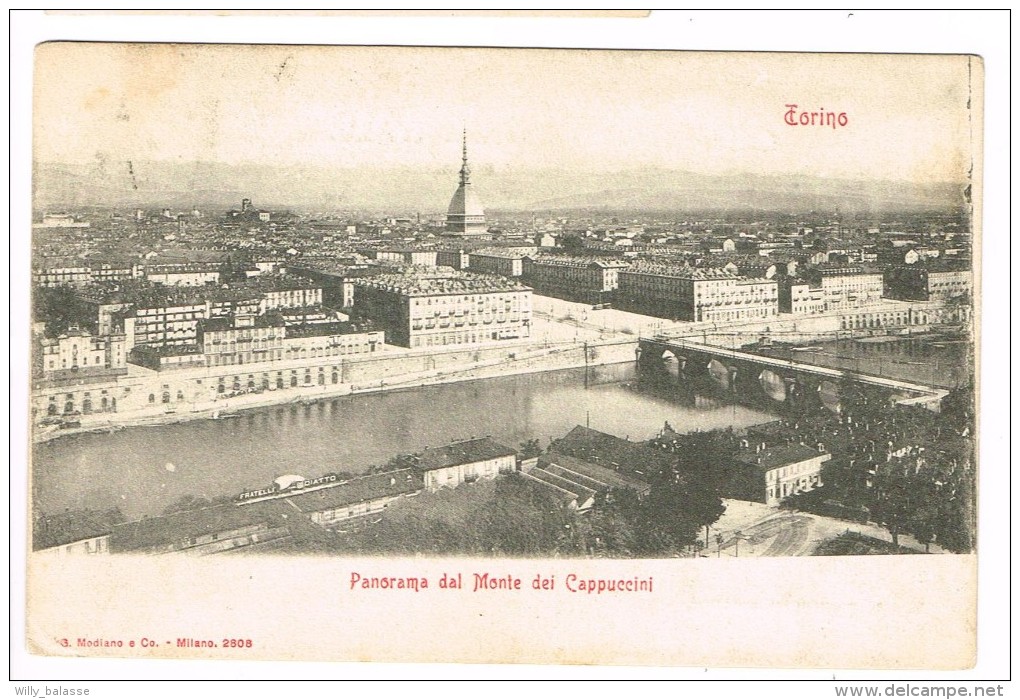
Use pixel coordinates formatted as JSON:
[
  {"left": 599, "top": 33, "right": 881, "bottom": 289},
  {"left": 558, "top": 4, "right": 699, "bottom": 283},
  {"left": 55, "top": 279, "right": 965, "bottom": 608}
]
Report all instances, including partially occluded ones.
[
  {"left": 352, "top": 268, "right": 532, "bottom": 349},
  {"left": 616, "top": 261, "right": 779, "bottom": 322},
  {"left": 521, "top": 255, "right": 630, "bottom": 305}
]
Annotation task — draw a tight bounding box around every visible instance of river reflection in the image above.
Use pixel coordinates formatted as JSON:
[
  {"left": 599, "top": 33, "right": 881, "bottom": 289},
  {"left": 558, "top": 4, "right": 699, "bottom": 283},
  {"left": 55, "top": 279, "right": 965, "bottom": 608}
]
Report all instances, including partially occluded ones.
[{"left": 32, "top": 363, "right": 778, "bottom": 520}]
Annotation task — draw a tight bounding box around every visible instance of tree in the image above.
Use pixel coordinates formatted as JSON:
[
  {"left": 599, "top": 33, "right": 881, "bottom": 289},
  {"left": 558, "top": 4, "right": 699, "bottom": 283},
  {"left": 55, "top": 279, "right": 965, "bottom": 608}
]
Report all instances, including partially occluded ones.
[
  {"left": 577, "top": 489, "right": 642, "bottom": 557},
  {"left": 634, "top": 477, "right": 725, "bottom": 555},
  {"left": 870, "top": 460, "right": 915, "bottom": 549},
  {"left": 939, "top": 385, "right": 975, "bottom": 435},
  {"left": 637, "top": 429, "right": 730, "bottom": 555},
  {"left": 934, "top": 464, "right": 975, "bottom": 554},
  {"left": 33, "top": 285, "right": 98, "bottom": 336},
  {"left": 218, "top": 254, "right": 254, "bottom": 283},
  {"left": 475, "top": 474, "right": 582, "bottom": 556},
  {"left": 559, "top": 235, "right": 585, "bottom": 255},
  {"left": 909, "top": 506, "right": 937, "bottom": 553},
  {"left": 671, "top": 430, "right": 733, "bottom": 491},
  {"left": 817, "top": 455, "right": 872, "bottom": 510}
]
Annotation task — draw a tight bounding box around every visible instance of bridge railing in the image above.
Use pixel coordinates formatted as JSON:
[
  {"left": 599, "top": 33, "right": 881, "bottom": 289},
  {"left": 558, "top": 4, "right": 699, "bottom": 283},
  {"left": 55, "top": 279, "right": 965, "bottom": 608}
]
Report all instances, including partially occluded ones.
[{"left": 638, "top": 337, "right": 943, "bottom": 397}]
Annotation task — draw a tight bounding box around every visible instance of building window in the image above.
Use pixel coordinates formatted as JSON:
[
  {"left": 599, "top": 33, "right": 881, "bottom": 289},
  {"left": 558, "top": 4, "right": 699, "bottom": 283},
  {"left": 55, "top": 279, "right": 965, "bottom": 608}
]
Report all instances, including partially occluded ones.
[{"left": 149, "top": 394, "right": 156, "bottom": 404}]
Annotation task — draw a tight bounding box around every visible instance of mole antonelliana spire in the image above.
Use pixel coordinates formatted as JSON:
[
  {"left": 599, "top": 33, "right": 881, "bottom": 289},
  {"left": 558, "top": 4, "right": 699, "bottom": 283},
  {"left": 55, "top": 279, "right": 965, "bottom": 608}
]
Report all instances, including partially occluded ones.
[
  {"left": 445, "top": 129, "right": 488, "bottom": 237},
  {"left": 459, "top": 129, "right": 471, "bottom": 185}
]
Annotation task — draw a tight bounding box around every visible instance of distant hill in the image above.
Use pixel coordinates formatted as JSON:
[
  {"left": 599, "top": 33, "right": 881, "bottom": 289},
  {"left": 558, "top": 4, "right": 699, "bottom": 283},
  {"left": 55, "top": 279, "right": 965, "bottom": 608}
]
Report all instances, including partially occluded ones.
[
  {"left": 523, "top": 173, "right": 967, "bottom": 215},
  {"left": 32, "top": 160, "right": 968, "bottom": 215}
]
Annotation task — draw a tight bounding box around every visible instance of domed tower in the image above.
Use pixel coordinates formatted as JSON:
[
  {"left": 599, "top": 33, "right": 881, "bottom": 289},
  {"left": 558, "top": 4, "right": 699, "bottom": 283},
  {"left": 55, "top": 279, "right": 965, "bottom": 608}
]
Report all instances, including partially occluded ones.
[{"left": 445, "top": 131, "right": 488, "bottom": 237}]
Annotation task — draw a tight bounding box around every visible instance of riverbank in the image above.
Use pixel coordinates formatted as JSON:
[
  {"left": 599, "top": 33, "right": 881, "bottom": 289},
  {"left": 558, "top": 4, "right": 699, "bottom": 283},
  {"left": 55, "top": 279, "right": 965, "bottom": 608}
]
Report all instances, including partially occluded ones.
[{"left": 34, "top": 335, "right": 638, "bottom": 443}]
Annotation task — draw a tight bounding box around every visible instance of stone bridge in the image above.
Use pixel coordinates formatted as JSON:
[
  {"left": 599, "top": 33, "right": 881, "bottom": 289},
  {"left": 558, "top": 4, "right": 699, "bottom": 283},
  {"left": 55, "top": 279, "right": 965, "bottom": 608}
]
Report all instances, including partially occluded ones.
[{"left": 637, "top": 337, "right": 946, "bottom": 413}]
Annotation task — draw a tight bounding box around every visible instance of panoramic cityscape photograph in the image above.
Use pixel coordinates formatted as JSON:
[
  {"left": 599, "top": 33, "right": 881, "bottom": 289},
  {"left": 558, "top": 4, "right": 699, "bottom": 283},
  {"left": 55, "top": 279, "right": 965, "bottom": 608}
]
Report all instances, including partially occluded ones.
[{"left": 29, "top": 44, "right": 977, "bottom": 563}]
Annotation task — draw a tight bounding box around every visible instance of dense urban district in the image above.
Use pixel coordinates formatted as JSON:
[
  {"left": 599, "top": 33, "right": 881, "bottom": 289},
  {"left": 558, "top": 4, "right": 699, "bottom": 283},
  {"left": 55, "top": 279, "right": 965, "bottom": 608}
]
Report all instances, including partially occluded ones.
[{"left": 31, "top": 139, "right": 975, "bottom": 559}]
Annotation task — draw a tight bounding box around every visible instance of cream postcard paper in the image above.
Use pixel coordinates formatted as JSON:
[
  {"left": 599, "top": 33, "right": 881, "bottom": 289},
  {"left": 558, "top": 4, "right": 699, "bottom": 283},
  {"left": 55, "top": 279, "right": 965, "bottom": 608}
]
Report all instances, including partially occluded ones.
[{"left": 24, "top": 42, "right": 981, "bottom": 669}]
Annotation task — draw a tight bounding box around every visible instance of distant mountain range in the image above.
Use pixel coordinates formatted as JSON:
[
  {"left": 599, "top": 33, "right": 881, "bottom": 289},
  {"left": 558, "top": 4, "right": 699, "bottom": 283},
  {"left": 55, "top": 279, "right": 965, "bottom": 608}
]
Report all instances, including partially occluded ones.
[{"left": 32, "top": 160, "right": 968, "bottom": 216}]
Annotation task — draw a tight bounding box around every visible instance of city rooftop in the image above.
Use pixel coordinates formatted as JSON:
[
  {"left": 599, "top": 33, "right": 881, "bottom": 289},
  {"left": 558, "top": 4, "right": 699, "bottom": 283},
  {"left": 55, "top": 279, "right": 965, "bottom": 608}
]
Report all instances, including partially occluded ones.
[{"left": 354, "top": 268, "right": 531, "bottom": 296}]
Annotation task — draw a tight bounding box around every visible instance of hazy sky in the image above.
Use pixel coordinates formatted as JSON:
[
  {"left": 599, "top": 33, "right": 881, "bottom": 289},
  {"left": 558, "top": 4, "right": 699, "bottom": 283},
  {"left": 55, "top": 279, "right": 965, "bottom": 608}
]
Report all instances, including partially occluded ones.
[{"left": 34, "top": 44, "right": 976, "bottom": 183}]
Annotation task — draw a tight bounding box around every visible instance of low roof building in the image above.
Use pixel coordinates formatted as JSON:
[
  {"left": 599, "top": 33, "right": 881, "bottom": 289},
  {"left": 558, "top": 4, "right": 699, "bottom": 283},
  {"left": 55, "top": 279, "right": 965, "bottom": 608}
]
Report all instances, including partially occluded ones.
[
  {"left": 414, "top": 437, "right": 516, "bottom": 473},
  {"left": 535, "top": 451, "right": 652, "bottom": 498},
  {"left": 109, "top": 499, "right": 295, "bottom": 555},
  {"left": 284, "top": 469, "right": 423, "bottom": 525},
  {"left": 33, "top": 508, "right": 126, "bottom": 553},
  {"left": 550, "top": 425, "right": 675, "bottom": 481}
]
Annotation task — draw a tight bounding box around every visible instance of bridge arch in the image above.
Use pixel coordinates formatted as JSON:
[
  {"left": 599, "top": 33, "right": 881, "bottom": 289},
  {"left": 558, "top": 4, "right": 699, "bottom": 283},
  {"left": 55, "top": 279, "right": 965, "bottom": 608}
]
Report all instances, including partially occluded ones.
[
  {"left": 661, "top": 349, "right": 683, "bottom": 381},
  {"left": 818, "top": 380, "right": 842, "bottom": 414},
  {"left": 707, "top": 358, "right": 731, "bottom": 391},
  {"left": 759, "top": 369, "right": 787, "bottom": 402}
]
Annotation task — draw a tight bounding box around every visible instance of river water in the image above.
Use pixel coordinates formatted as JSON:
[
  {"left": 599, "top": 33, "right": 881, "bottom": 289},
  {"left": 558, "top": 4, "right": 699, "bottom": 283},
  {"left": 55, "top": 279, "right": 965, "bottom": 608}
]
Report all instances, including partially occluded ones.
[
  {"left": 31, "top": 363, "right": 778, "bottom": 520},
  {"left": 757, "top": 335, "right": 973, "bottom": 390}
]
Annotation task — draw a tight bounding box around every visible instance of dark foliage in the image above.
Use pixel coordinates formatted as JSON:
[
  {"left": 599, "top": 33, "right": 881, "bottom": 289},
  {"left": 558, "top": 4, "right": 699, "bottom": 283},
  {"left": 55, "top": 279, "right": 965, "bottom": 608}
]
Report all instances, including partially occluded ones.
[
  {"left": 33, "top": 285, "right": 98, "bottom": 336},
  {"left": 782, "top": 382, "right": 976, "bottom": 553}
]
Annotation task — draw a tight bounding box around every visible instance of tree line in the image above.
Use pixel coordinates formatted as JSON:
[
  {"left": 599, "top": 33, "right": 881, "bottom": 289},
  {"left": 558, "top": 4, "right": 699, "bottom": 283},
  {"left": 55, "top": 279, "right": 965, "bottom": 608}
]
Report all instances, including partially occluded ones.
[{"left": 782, "top": 382, "right": 975, "bottom": 552}]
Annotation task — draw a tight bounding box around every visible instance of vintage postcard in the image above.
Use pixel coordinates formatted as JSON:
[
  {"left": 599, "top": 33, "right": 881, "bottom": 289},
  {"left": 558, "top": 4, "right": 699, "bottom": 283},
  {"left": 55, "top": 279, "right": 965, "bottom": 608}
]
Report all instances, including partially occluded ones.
[{"left": 21, "top": 39, "right": 986, "bottom": 671}]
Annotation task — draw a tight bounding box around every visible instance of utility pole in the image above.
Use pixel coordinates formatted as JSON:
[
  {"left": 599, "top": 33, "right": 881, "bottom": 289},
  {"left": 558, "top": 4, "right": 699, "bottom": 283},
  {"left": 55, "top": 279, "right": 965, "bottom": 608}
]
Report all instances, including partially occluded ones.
[{"left": 583, "top": 340, "right": 589, "bottom": 388}]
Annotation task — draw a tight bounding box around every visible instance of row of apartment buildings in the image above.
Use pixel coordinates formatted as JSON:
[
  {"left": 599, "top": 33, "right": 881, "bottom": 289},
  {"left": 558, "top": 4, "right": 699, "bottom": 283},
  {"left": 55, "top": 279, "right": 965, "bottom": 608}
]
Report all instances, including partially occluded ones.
[
  {"left": 78, "top": 277, "right": 326, "bottom": 350},
  {"left": 40, "top": 251, "right": 971, "bottom": 365},
  {"left": 129, "top": 315, "right": 385, "bottom": 371},
  {"left": 34, "top": 348, "right": 381, "bottom": 421},
  {"left": 777, "top": 265, "right": 885, "bottom": 315},
  {"left": 293, "top": 254, "right": 970, "bottom": 345},
  {"left": 39, "top": 316, "right": 382, "bottom": 385},
  {"left": 33, "top": 265, "right": 534, "bottom": 397},
  {"left": 32, "top": 260, "right": 232, "bottom": 288},
  {"left": 34, "top": 293, "right": 960, "bottom": 428},
  {"left": 519, "top": 255, "right": 970, "bottom": 320}
]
